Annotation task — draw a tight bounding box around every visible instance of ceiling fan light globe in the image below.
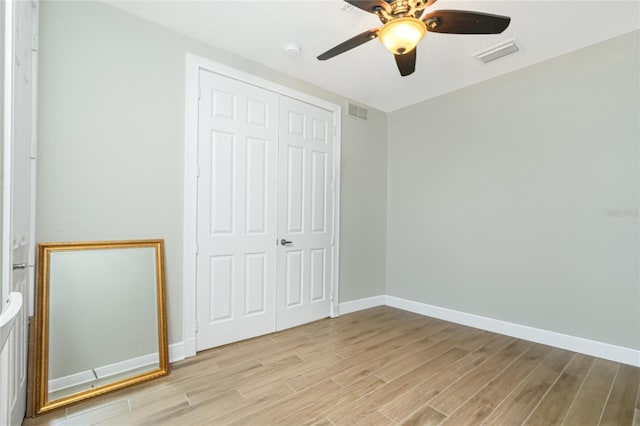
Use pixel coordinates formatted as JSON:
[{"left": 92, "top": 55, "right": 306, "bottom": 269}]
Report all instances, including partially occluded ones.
[{"left": 378, "top": 17, "right": 426, "bottom": 55}]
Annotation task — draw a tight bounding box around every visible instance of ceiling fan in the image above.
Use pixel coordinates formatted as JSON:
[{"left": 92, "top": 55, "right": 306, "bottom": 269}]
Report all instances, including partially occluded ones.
[{"left": 317, "top": 0, "right": 511, "bottom": 76}]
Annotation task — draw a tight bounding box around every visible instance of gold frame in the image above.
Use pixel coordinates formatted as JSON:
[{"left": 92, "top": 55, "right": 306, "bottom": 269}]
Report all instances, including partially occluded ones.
[{"left": 32, "top": 240, "right": 169, "bottom": 415}]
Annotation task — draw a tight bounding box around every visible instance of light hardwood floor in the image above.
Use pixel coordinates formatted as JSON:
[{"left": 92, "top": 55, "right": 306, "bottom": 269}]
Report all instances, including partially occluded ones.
[{"left": 24, "top": 306, "right": 640, "bottom": 425}]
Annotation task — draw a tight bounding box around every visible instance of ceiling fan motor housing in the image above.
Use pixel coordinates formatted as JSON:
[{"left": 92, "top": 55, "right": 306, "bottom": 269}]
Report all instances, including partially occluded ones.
[{"left": 389, "top": 0, "right": 411, "bottom": 15}]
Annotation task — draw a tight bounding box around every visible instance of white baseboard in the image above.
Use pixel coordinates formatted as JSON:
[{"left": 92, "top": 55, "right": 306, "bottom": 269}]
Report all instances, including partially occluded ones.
[
  {"left": 338, "top": 295, "right": 386, "bottom": 315},
  {"left": 169, "top": 341, "right": 185, "bottom": 363},
  {"left": 51, "top": 342, "right": 187, "bottom": 392},
  {"left": 97, "top": 352, "right": 159, "bottom": 380},
  {"left": 50, "top": 352, "right": 159, "bottom": 392},
  {"left": 49, "top": 370, "right": 96, "bottom": 393},
  {"left": 181, "top": 337, "right": 197, "bottom": 359},
  {"left": 340, "top": 295, "right": 640, "bottom": 367}
]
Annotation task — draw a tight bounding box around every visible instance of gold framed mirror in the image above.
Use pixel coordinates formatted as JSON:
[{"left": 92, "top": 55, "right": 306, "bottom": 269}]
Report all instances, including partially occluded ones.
[{"left": 32, "top": 240, "right": 169, "bottom": 415}]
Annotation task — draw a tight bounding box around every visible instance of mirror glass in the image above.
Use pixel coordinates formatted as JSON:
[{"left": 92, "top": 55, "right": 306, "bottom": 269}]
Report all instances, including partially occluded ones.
[{"left": 33, "top": 240, "right": 168, "bottom": 414}]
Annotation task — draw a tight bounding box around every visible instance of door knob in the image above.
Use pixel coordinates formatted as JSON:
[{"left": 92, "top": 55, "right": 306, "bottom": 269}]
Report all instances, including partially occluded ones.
[
  {"left": 280, "top": 239, "right": 293, "bottom": 246},
  {"left": 12, "top": 263, "right": 27, "bottom": 270}
]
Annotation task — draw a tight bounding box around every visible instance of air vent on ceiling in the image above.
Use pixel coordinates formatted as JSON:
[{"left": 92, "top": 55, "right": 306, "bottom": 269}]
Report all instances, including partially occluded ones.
[
  {"left": 474, "top": 39, "right": 519, "bottom": 64},
  {"left": 347, "top": 102, "right": 368, "bottom": 121}
]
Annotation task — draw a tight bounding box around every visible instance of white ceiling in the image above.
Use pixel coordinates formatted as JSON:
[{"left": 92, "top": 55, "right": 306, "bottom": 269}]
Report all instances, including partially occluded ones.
[{"left": 106, "top": 0, "right": 639, "bottom": 112}]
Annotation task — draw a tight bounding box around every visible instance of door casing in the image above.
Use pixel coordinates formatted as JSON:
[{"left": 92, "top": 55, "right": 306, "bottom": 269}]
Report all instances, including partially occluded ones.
[{"left": 183, "top": 54, "right": 342, "bottom": 358}]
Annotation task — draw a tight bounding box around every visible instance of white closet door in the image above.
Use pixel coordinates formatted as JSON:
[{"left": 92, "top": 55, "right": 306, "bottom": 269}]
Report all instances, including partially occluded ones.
[
  {"left": 276, "top": 96, "right": 334, "bottom": 330},
  {"left": 196, "top": 70, "right": 279, "bottom": 350}
]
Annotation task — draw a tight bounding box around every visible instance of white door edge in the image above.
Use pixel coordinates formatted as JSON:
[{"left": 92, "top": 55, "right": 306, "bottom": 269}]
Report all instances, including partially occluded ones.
[
  {"left": 182, "top": 53, "right": 342, "bottom": 358},
  {"left": 27, "top": 1, "right": 39, "bottom": 317},
  {"left": 2, "top": 0, "right": 15, "bottom": 312}
]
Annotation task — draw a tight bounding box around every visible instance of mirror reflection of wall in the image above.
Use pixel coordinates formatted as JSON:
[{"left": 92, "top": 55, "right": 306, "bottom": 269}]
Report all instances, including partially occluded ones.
[
  {"left": 32, "top": 240, "right": 169, "bottom": 415},
  {"left": 48, "top": 247, "right": 160, "bottom": 399}
]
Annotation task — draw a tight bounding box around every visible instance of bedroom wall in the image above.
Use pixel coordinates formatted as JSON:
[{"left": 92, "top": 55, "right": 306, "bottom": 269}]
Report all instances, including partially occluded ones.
[
  {"left": 387, "top": 30, "right": 640, "bottom": 350},
  {"left": 36, "top": 1, "right": 388, "bottom": 346}
]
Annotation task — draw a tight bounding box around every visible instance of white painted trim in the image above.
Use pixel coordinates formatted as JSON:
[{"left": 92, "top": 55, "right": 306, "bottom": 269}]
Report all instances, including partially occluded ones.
[
  {"left": 94, "top": 352, "right": 159, "bottom": 380},
  {"left": 1, "top": 0, "right": 14, "bottom": 313},
  {"left": 168, "top": 341, "right": 185, "bottom": 363},
  {"left": 183, "top": 53, "right": 342, "bottom": 357},
  {"left": 182, "top": 54, "right": 199, "bottom": 359},
  {"left": 49, "top": 341, "right": 185, "bottom": 393},
  {"left": 330, "top": 111, "right": 341, "bottom": 319},
  {"left": 50, "top": 352, "right": 158, "bottom": 392},
  {"left": 338, "top": 295, "right": 386, "bottom": 315},
  {"left": 48, "top": 370, "right": 95, "bottom": 394},
  {"left": 338, "top": 295, "right": 640, "bottom": 367},
  {"left": 26, "top": 2, "right": 38, "bottom": 319},
  {"left": 185, "top": 54, "right": 340, "bottom": 113}
]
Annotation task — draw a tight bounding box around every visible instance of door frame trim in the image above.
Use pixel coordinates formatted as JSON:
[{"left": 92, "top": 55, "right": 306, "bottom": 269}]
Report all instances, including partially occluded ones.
[
  {"left": 2, "top": 0, "right": 15, "bottom": 312},
  {"left": 183, "top": 53, "right": 342, "bottom": 358}
]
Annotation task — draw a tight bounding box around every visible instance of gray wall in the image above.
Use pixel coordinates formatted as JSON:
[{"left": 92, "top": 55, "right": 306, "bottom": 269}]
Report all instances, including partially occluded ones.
[
  {"left": 387, "top": 31, "right": 640, "bottom": 350},
  {"left": 37, "top": 1, "right": 388, "bottom": 345},
  {"left": 339, "top": 116, "right": 388, "bottom": 302},
  {"left": 38, "top": 1, "right": 639, "bottom": 352}
]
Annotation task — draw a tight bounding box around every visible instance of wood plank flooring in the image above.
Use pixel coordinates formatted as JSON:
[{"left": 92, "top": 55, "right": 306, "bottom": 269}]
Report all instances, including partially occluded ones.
[{"left": 23, "top": 306, "right": 640, "bottom": 425}]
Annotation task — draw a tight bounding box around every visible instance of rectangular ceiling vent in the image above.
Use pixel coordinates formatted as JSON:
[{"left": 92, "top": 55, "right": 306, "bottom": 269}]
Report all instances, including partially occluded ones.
[
  {"left": 474, "top": 39, "right": 519, "bottom": 64},
  {"left": 347, "top": 102, "right": 368, "bottom": 121}
]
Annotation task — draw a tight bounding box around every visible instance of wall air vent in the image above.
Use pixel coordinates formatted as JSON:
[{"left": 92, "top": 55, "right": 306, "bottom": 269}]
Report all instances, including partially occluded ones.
[
  {"left": 474, "top": 39, "right": 519, "bottom": 64},
  {"left": 347, "top": 102, "right": 368, "bottom": 121}
]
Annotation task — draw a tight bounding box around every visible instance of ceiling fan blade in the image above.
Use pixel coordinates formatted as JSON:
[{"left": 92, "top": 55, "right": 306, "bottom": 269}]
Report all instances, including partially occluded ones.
[
  {"left": 344, "top": 0, "right": 391, "bottom": 14},
  {"left": 423, "top": 10, "right": 511, "bottom": 34},
  {"left": 317, "top": 28, "right": 380, "bottom": 61},
  {"left": 416, "top": 0, "right": 438, "bottom": 19},
  {"left": 394, "top": 48, "right": 417, "bottom": 76}
]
